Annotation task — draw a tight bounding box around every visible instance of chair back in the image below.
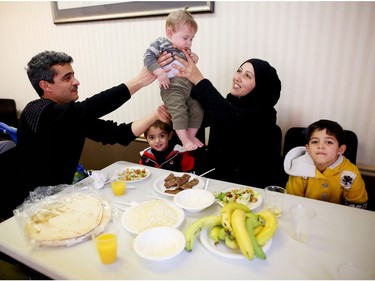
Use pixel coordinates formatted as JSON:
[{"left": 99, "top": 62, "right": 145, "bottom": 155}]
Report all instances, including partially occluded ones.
[
  {"left": 0, "top": 99, "right": 17, "bottom": 127},
  {"left": 283, "top": 127, "right": 308, "bottom": 156},
  {"left": 283, "top": 127, "right": 358, "bottom": 164}
]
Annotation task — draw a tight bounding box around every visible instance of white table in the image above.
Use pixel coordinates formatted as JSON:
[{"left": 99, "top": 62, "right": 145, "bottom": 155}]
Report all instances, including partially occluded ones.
[{"left": 0, "top": 161, "right": 374, "bottom": 279}]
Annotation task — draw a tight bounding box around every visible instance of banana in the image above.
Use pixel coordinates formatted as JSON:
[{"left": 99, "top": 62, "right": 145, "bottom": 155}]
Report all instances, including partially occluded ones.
[
  {"left": 218, "top": 226, "right": 226, "bottom": 241},
  {"left": 253, "top": 224, "right": 264, "bottom": 236},
  {"left": 245, "top": 212, "right": 264, "bottom": 236},
  {"left": 245, "top": 217, "right": 266, "bottom": 260},
  {"left": 221, "top": 202, "right": 251, "bottom": 234},
  {"left": 209, "top": 225, "right": 222, "bottom": 245},
  {"left": 185, "top": 215, "right": 222, "bottom": 252},
  {"left": 255, "top": 209, "right": 278, "bottom": 246},
  {"left": 224, "top": 233, "right": 239, "bottom": 249},
  {"left": 231, "top": 209, "right": 254, "bottom": 260}
]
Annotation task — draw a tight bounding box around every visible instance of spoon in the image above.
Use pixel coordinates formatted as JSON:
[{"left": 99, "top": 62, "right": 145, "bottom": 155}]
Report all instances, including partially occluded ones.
[
  {"left": 199, "top": 168, "right": 215, "bottom": 177},
  {"left": 148, "top": 194, "right": 170, "bottom": 202},
  {"left": 103, "top": 179, "right": 137, "bottom": 189},
  {"left": 112, "top": 201, "right": 139, "bottom": 212},
  {"left": 204, "top": 179, "right": 210, "bottom": 191},
  {"left": 113, "top": 201, "right": 139, "bottom": 207}
]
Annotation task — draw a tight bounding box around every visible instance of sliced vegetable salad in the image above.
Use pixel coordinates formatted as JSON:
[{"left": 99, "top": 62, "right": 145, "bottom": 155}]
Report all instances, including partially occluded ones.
[
  {"left": 214, "top": 187, "right": 260, "bottom": 208},
  {"left": 118, "top": 167, "right": 148, "bottom": 181}
]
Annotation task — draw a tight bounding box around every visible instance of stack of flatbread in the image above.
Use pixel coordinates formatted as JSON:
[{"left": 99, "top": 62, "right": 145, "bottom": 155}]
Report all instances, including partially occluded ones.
[{"left": 25, "top": 194, "right": 111, "bottom": 246}]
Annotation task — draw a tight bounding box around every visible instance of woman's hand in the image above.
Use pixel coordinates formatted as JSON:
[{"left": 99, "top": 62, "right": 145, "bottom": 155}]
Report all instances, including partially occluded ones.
[
  {"left": 189, "top": 52, "right": 199, "bottom": 64},
  {"left": 173, "top": 49, "right": 204, "bottom": 85}
]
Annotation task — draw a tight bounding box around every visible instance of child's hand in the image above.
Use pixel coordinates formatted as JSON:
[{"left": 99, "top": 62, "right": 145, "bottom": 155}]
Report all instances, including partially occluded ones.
[
  {"left": 189, "top": 52, "right": 199, "bottom": 64},
  {"left": 153, "top": 68, "right": 170, "bottom": 89}
]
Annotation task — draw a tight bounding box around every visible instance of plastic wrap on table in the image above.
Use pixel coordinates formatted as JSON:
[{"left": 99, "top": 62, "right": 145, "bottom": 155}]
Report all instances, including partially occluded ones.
[{"left": 13, "top": 184, "right": 118, "bottom": 248}]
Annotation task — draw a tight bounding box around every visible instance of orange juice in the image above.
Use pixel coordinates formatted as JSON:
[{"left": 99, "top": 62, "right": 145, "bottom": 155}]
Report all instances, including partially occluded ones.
[
  {"left": 111, "top": 180, "right": 126, "bottom": 196},
  {"left": 96, "top": 233, "right": 117, "bottom": 264}
]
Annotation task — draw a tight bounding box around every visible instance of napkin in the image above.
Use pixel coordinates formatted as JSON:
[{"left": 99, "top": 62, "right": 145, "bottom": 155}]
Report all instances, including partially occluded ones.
[{"left": 89, "top": 171, "right": 107, "bottom": 189}]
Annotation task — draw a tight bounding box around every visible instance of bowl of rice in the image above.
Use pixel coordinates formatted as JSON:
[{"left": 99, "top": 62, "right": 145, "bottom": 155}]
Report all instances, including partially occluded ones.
[{"left": 121, "top": 199, "right": 184, "bottom": 235}]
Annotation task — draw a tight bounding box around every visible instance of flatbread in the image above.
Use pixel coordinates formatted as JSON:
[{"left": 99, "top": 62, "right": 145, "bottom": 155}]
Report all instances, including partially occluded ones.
[
  {"left": 34, "top": 200, "right": 112, "bottom": 247},
  {"left": 25, "top": 194, "right": 103, "bottom": 242}
]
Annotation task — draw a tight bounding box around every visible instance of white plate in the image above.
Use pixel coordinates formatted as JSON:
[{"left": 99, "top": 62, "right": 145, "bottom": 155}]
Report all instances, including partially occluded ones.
[
  {"left": 121, "top": 199, "right": 185, "bottom": 235},
  {"left": 153, "top": 172, "right": 205, "bottom": 197},
  {"left": 109, "top": 166, "right": 151, "bottom": 183},
  {"left": 215, "top": 188, "right": 263, "bottom": 210},
  {"left": 133, "top": 227, "right": 185, "bottom": 261},
  {"left": 199, "top": 228, "right": 272, "bottom": 260}
]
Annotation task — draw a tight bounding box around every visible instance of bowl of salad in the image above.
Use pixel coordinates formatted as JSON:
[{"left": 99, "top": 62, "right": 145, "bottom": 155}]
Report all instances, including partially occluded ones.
[{"left": 214, "top": 187, "right": 262, "bottom": 210}]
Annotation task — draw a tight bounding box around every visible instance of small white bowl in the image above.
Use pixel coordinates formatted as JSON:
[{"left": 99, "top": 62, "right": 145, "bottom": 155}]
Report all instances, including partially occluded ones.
[
  {"left": 133, "top": 227, "right": 185, "bottom": 261},
  {"left": 173, "top": 189, "right": 215, "bottom": 212}
]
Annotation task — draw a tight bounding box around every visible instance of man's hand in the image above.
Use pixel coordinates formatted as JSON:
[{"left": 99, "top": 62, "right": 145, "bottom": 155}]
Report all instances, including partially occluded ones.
[
  {"left": 153, "top": 68, "right": 170, "bottom": 89},
  {"left": 157, "top": 51, "right": 173, "bottom": 74},
  {"left": 156, "top": 105, "right": 171, "bottom": 123},
  {"left": 126, "top": 66, "right": 157, "bottom": 95}
]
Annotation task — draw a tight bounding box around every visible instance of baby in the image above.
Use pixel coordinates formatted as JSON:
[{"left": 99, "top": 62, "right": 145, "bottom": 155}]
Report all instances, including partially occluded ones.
[{"left": 143, "top": 8, "right": 204, "bottom": 151}]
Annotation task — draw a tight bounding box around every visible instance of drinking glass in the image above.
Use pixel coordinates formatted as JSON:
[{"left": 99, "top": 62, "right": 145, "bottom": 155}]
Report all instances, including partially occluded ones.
[
  {"left": 96, "top": 233, "right": 117, "bottom": 264},
  {"left": 264, "top": 186, "right": 286, "bottom": 217}
]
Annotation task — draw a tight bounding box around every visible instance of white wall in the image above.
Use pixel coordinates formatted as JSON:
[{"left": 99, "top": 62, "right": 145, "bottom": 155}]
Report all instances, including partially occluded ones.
[{"left": 1, "top": 1, "right": 374, "bottom": 172}]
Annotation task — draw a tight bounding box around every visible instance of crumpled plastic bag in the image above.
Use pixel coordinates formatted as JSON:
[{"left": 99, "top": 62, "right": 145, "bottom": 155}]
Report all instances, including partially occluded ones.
[{"left": 13, "top": 184, "right": 118, "bottom": 249}]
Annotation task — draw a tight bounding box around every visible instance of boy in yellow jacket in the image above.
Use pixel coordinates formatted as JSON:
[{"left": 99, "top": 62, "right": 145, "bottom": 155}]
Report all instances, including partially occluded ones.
[{"left": 284, "top": 119, "right": 368, "bottom": 208}]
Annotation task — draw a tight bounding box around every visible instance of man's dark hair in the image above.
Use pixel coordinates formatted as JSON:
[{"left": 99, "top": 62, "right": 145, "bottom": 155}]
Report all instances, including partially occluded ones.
[{"left": 25, "top": 51, "right": 73, "bottom": 97}]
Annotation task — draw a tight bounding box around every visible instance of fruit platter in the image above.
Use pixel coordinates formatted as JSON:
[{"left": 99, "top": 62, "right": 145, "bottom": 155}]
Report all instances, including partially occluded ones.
[{"left": 183, "top": 202, "right": 278, "bottom": 261}]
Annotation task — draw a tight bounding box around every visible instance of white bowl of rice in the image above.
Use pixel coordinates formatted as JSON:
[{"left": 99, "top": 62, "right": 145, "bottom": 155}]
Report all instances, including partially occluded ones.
[{"left": 121, "top": 199, "right": 185, "bottom": 235}]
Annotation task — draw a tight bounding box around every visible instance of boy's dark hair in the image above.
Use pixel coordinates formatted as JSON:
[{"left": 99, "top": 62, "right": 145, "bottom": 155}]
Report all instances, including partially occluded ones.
[
  {"left": 26, "top": 51, "right": 73, "bottom": 97},
  {"left": 144, "top": 120, "right": 172, "bottom": 138},
  {"left": 307, "top": 119, "right": 345, "bottom": 146}
]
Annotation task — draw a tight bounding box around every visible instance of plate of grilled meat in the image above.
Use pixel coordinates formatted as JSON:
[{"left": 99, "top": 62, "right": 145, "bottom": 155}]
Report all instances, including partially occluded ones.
[{"left": 153, "top": 172, "right": 205, "bottom": 197}]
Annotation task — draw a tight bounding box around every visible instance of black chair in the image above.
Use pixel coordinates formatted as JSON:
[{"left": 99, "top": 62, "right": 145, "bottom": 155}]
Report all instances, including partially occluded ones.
[
  {"left": 282, "top": 127, "right": 358, "bottom": 164},
  {"left": 0, "top": 99, "right": 17, "bottom": 128}
]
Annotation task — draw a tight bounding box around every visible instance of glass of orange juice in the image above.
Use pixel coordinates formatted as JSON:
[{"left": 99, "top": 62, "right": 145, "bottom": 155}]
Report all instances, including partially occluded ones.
[
  {"left": 96, "top": 233, "right": 117, "bottom": 264},
  {"left": 111, "top": 180, "right": 126, "bottom": 196}
]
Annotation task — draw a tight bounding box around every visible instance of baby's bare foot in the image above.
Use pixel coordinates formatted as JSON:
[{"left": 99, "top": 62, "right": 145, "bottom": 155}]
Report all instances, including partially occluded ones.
[
  {"left": 183, "top": 141, "right": 198, "bottom": 151},
  {"left": 191, "top": 137, "right": 204, "bottom": 148}
]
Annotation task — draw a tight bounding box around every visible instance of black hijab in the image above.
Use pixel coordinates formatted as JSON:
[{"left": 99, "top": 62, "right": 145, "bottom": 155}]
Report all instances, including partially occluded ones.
[{"left": 227, "top": 58, "right": 281, "bottom": 109}]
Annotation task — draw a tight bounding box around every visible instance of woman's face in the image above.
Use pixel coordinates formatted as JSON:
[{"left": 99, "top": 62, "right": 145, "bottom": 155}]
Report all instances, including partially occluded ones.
[{"left": 231, "top": 62, "right": 256, "bottom": 97}]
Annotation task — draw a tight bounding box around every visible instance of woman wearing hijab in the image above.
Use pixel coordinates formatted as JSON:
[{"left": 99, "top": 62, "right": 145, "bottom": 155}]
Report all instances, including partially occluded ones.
[{"left": 171, "top": 52, "right": 282, "bottom": 188}]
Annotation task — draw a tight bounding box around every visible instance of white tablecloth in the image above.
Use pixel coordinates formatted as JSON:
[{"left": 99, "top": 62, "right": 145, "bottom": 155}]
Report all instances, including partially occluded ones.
[{"left": 0, "top": 161, "right": 374, "bottom": 279}]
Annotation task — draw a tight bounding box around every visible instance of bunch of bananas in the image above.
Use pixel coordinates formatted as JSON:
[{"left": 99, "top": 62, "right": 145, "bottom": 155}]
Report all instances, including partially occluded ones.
[{"left": 184, "top": 202, "right": 278, "bottom": 260}]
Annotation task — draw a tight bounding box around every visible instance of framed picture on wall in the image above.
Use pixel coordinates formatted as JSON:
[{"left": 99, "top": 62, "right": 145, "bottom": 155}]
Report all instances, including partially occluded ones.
[{"left": 51, "top": 1, "right": 214, "bottom": 24}]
